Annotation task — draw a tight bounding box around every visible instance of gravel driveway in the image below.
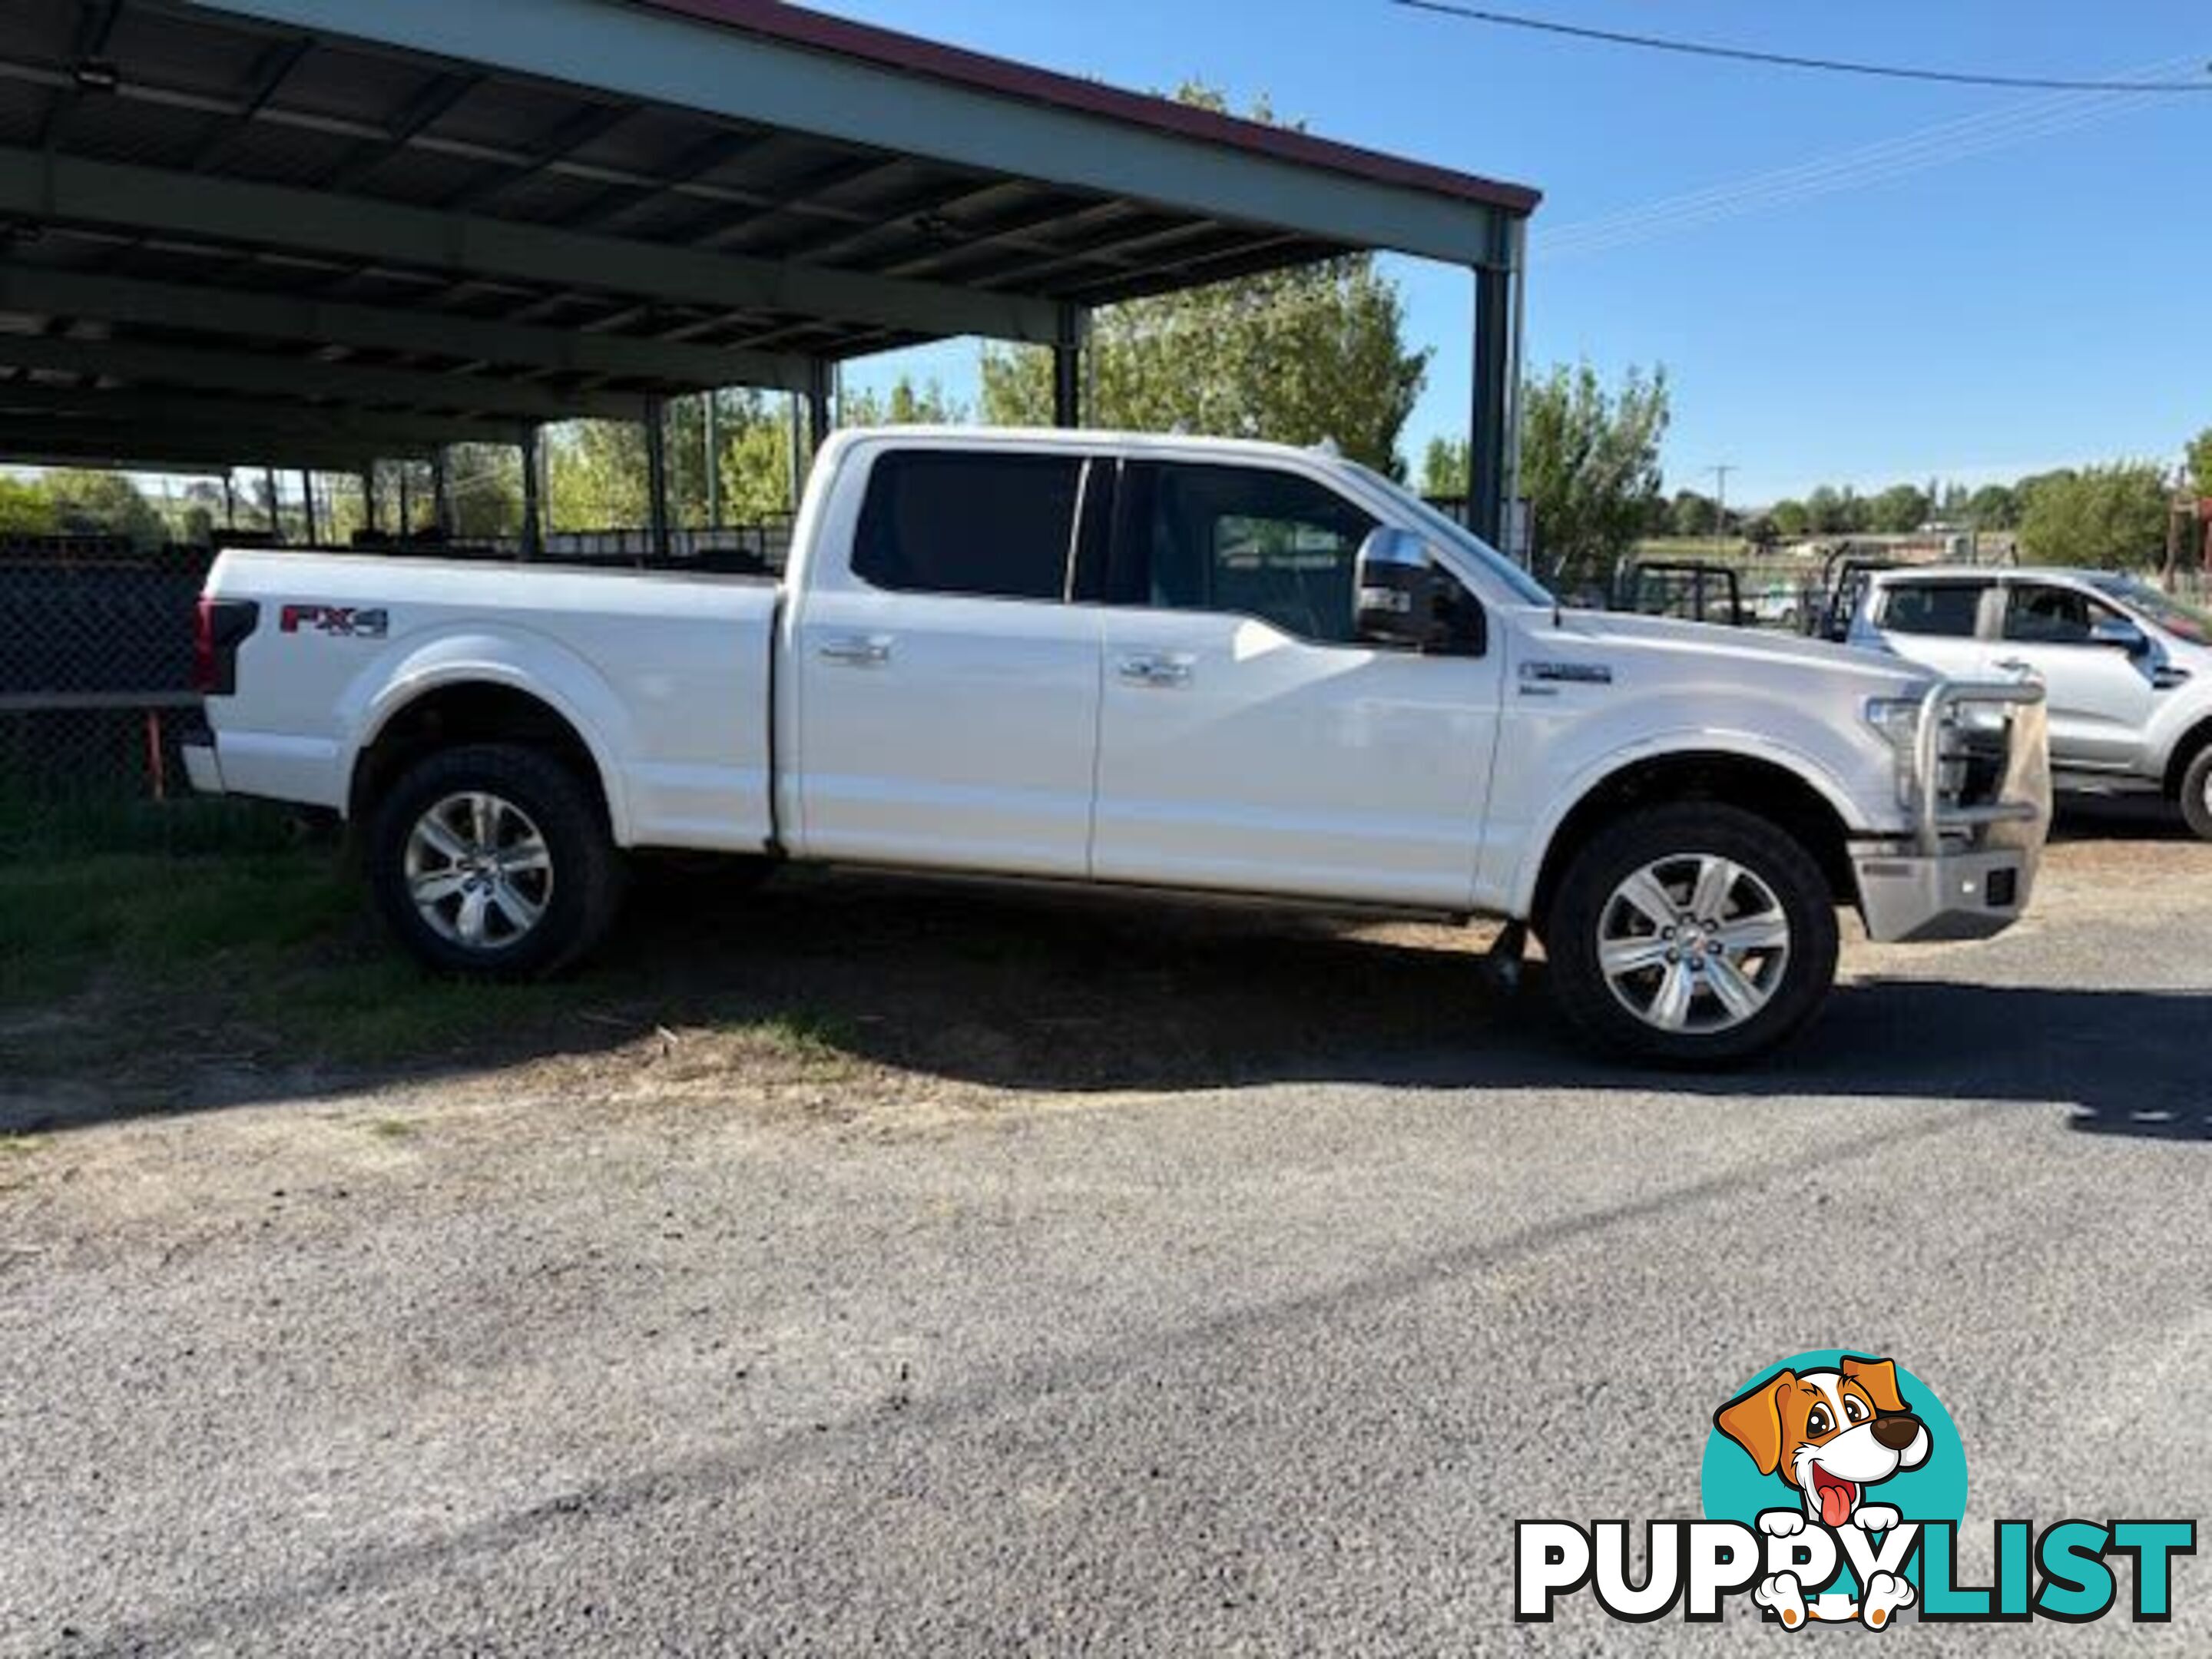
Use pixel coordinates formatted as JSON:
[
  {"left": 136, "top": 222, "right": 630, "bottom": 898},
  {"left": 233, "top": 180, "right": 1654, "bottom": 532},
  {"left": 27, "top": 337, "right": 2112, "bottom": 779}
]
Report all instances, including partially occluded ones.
[{"left": 3, "top": 810, "right": 2208, "bottom": 1655}]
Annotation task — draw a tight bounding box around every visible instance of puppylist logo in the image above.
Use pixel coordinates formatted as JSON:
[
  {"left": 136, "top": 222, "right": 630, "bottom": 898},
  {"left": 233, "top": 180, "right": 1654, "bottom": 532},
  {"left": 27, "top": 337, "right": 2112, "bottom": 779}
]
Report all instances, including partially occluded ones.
[{"left": 1517, "top": 1350, "right": 2195, "bottom": 1630}]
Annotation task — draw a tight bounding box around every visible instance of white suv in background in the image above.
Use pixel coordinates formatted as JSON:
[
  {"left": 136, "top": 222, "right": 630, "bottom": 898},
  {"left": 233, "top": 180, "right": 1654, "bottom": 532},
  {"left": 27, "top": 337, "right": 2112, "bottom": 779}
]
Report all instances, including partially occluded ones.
[{"left": 1852, "top": 566, "right": 2212, "bottom": 839}]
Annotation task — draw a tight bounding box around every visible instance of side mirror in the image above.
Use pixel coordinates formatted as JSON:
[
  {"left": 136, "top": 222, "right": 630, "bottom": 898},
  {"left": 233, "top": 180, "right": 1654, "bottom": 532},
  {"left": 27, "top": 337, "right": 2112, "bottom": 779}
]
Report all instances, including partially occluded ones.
[
  {"left": 2090, "top": 616, "right": 2150, "bottom": 655},
  {"left": 1356, "top": 527, "right": 1481, "bottom": 652}
]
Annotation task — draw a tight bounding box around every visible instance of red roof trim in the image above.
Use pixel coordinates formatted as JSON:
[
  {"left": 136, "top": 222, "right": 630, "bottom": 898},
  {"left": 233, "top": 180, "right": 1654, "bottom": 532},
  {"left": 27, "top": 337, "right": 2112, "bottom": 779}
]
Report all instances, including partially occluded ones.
[{"left": 628, "top": 0, "right": 1541, "bottom": 217}]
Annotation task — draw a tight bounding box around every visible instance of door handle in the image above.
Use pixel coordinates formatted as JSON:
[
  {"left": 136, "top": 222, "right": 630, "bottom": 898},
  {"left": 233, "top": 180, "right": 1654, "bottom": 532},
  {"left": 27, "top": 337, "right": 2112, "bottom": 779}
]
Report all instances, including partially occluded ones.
[
  {"left": 1994, "top": 658, "right": 2033, "bottom": 677},
  {"left": 1117, "top": 654, "right": 1193, "bottom": 687},
  {"left": 819, "top": 634, "right": 892, "bottom": 667}
]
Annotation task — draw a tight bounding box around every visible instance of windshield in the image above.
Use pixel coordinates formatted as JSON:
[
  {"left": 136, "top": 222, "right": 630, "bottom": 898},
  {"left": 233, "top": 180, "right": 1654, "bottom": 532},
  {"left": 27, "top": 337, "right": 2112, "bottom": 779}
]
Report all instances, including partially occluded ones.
[
  {"left": 1349, "top": 463, "right": 1557, "bottom": 608},
  {"left": 2087, "top": 575, "right": 2212, "bottom": 646}
]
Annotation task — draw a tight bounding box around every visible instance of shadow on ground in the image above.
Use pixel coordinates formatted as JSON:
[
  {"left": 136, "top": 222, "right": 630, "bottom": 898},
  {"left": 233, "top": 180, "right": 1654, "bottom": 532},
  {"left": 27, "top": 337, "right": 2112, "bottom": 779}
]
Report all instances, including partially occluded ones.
[
  {"left": 2048, "top": 793, "right": 2198, "bottom": 843},
  {"left": 8, "top": 838, "right": 2206, "bottom": 1143}
]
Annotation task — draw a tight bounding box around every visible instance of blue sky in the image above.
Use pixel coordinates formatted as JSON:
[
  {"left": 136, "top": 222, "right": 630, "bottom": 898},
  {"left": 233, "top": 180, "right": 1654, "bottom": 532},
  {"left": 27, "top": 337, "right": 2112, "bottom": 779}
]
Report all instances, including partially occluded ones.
[{"left": 821, "top": 0, "right": 2209, "bottom": 506}]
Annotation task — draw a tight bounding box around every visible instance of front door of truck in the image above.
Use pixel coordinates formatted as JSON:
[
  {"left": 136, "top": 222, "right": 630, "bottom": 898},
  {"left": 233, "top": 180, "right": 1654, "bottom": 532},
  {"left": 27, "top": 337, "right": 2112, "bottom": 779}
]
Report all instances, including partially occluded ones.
[
  {"left": 1991, "top": 581, "right": 2158, "bottom": 772},
  {"left": 790, "top": 448, "right": 1103, "bottom": 876},
  {"left": 1088, "top": 460, "right": 1502, "bottom": 909}
]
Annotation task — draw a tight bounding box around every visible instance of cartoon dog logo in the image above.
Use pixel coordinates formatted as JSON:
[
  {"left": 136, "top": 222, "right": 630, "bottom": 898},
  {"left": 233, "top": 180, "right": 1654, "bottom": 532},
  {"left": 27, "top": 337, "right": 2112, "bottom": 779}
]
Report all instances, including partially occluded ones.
[{"left": 1714, "top": 1356, "right": 1931, "bottom": 1629}]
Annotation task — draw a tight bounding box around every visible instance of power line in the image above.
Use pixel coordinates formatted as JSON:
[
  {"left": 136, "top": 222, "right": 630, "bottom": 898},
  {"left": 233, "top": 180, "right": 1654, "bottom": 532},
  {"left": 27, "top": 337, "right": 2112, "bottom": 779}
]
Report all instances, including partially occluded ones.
[
  {"left": 1389, "top": 1, "right": 2212, "bottom": 94},
  {"left": 1535, "top": 50, "right": 2200, "bottom": 260}
]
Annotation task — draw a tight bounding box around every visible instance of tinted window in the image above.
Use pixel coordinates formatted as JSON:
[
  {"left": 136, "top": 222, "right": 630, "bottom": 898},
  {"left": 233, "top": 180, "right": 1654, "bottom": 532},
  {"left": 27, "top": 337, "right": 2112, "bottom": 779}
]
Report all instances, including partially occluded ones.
[
  {"left": 1116, "top": 462, "right": 1377, "bottom": 643},
  {"left": 1880, "top": 582, "right": 1985, "bottom": 638},
  {"left": 2003, "top": 584, "right": 2120, "bottom": 645},
  {"left": 853, "top": 452, "right": 1083, "bottom": 601}
]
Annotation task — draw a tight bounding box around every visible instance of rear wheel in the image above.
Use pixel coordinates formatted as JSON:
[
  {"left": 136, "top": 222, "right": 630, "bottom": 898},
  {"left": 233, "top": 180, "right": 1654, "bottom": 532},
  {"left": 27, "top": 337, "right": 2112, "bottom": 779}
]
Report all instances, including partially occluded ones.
[
  {"left": 2180, "top": 746, "right": 2212, "bottom": 843},
  {"left": 1544, "top": 803, "right": 1838, "bottom": 1065},
  {"left": 366, "top": 743, "right": 622, "bottom": 978}
]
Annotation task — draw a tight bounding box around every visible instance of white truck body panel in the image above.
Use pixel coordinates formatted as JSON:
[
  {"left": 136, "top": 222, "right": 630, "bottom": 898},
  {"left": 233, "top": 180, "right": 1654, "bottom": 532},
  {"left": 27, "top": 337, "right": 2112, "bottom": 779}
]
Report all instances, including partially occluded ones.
[{"left": 207, "top": 551, "right": 777, "bottom": 849}]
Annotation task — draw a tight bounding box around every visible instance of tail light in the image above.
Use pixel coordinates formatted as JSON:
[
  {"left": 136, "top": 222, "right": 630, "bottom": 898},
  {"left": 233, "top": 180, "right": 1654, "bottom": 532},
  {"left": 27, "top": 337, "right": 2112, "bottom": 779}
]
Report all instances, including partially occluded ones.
[{"left": 192, "top": 597, "right": 259, "bottom": 695}]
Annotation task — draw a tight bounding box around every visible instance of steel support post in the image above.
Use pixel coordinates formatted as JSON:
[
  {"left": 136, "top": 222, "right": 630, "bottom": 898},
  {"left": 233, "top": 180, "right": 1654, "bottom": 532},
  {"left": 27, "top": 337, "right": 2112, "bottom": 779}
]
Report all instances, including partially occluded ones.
[
  {"left": 1469, "top": 263, "right": 1512, "bottom": 549},
  {"left": 644, "top": 396, "right": 672, "bottom": 560},
  {"left": 1052, "top": 302, "right": 1086, "bottom": 428},
  {"left": 704, "top": 390, "right": 722, "bottom": 529},
  {"left": 803, "top": 359, "right": 835, "bottom": 470},
  {"left": 519, "top": 426, "right": 542, "bottom": 561}
]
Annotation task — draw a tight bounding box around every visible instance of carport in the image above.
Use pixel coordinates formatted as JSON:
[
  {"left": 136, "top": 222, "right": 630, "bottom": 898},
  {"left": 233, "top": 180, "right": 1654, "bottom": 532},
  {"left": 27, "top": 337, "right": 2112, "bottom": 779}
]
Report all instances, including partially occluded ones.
[{"left": 0, "top": 0, "right": 1539, "bottom": 549}]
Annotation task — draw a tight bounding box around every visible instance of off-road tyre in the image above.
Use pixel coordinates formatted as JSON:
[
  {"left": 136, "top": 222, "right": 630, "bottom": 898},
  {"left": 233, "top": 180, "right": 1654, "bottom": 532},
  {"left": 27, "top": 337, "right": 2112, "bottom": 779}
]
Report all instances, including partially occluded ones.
[
  {"left": 1543, "top": 802, "right": 1839, "bottom": 1066},
  {"left": 2179, "top": 744, "right": 2212, "bottom": 843},
  {"left": 366, "top": 742, "right": 623, "bottom": 979}
]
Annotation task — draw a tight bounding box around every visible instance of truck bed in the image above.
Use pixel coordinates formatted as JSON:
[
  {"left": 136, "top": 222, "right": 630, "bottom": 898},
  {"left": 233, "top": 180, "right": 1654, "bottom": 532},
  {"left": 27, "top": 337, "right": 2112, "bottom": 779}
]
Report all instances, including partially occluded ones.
[{"left": 200, "top": 548, "right": 780, "bottom": 853}]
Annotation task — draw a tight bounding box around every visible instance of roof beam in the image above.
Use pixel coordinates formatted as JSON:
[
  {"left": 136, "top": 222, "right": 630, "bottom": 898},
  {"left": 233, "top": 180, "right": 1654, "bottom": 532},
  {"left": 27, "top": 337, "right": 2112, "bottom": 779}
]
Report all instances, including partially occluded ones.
[
  {"left": 0, "top": 147, "right": 1060, "bottom": 344},
  {"left": 0, "top": 426, "right": 428, "bottom": 471},
  {"left": 190, "top": 35, "right": 313, "bottom": 171},
  {"left": 0, "top": 333, "right": 646, "bottom": 423},
  {"left": 0, "top": 265, "right": 817, "bottom": 392},
  {"left": 318, "top": 71, "right": 484, "bottom": 193},
  {"left": 181, "top": 0, "right": 1521, "bottom": 267},
  {"left": 443, "top": 99, "right": 640, "bottom": 212},
  {"left": 0, "top": 382, "right": 528, "bottom": 449}
]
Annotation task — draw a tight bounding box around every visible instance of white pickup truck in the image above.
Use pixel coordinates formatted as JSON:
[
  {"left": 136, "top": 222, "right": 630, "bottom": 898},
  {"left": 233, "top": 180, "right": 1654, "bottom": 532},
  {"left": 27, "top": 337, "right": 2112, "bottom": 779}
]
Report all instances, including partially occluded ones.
[{"left": 187, "top": 429, "right": 2051, "bottom": 1063}]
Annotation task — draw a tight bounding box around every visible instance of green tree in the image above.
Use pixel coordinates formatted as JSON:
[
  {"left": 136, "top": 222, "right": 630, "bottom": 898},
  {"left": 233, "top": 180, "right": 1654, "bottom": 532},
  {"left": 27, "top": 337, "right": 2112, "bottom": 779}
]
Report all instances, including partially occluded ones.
[
  {"left": 843, "top": 376, "right": 965, "bottom": 428},
  {"left": 1517, "top": 361, "right": 1670, "bottom": 586},
  {"left": 446, "top": 443, "right": 525, "bottom": 538},
  {"left": 1965, "top": 483, "right": 2018, "bottom": 530},
  {"left": 1667, "top": 488, "right": 1717, "bottom": 538},
  {"left": 981, "top": 255, "right": 1425, "bottom": 473},
  {"left": 0, "top": 474, "right": 55, "bottom": 534},
  {"left": 981, "top": 88, "right": 1427, "bottom": 476},
  {"left": 41, "top": 469, "right": 166, "bottom": 547},
  {"left": 547, "top": 420, "right": 648, "bottom": 529},
  {"left": 2186, "top": 428, "right": 2212, "bottom": 497},
  {"left": 1770, "top": 498, "right": 1810, "bottom": 539},
  {"left": 2017, "top": 462, "right": 2171, "bottom": 569},
  {"left": 1419, "top": 435, "right": 1469, "bottom": 497},
  {"left": 1869, "top": 482, "right": 1932, "bottom": 535},
  {"left": 717, "top": 396, "right": 801, "bottom": 524}
]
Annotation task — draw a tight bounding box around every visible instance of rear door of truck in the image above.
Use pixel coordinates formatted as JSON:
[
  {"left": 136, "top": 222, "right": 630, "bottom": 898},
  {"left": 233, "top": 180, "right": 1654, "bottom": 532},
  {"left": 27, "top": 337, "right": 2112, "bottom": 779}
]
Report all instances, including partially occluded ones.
[{"left": 785, "top": 445, "right": 1104, "bottom": 876}]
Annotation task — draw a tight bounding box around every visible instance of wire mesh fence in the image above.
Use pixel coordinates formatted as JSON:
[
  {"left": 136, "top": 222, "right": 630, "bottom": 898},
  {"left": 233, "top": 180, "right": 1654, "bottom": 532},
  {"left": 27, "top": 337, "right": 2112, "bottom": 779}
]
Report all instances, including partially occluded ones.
[{"left": 1, "top": 537, "right": 214, "bottom": 830}]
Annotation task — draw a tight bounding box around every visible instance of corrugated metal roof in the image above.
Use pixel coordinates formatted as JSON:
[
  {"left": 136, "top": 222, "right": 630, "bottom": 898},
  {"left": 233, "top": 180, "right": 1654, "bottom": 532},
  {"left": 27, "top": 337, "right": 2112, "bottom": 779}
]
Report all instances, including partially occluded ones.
[{"left": 0, "top": 0, "right": 1537, "bottom": 469}]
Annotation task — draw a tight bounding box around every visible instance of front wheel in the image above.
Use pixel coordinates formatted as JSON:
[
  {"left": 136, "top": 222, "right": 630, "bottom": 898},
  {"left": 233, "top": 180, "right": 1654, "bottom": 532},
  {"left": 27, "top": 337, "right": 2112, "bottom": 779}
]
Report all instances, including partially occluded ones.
[
  {"left": 1543, "top": 803, "right": 1839, "bottom": 1065},
  {"left": 2180, "top": 746, "right": 2212, "bottom": 843},
  {"left": 366, "top": 743, "right": 623, "bottom": 978}
]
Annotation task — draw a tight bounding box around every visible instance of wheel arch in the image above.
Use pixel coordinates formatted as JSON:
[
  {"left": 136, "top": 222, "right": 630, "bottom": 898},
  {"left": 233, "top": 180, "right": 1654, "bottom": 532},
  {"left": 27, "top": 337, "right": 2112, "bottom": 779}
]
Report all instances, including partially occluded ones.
[
  {"left": 2161, "top": 712, "right": 2212, "bottom": 799},
  {"left": 349, "top": 679, "right": 620, "bottom": 843},
  {"left": 1525, "top": 750, "right": 1859, "bottom": 939}
]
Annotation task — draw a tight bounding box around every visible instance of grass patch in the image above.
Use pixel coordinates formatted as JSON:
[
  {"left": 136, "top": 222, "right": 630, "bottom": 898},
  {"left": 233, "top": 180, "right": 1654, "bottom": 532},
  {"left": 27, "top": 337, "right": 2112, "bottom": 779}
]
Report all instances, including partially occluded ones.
[
  {"left": 0, "top": 790, "right": 306, "bottom": 863},
  {"left": 1, "top": 839, "right": 600, "bottom": 1076},
  {"left": 366, "top": 1118, "right": 417, "bottom": 1141},
  {"left": 708, "top": 1008, "right": 859, "bottom": 1081},
  {"left": 0, "top": 1134, "right": 50, "bottom": 1156},
  {"left": 0, "top": 851, "right": 356, "bottom": 1004}
]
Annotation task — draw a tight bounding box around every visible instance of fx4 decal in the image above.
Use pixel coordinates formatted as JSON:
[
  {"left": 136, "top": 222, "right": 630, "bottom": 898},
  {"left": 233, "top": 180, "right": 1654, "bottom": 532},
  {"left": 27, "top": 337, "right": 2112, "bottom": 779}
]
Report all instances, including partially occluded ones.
[{"left": 280, "top": 604, "right": 389, "bottom": 639}]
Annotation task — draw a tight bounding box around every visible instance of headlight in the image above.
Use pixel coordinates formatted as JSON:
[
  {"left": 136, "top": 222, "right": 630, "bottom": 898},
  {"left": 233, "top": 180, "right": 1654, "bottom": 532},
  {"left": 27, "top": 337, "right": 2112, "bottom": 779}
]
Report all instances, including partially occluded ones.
[{"left": 1864, "top": 694, "right": 1926, "bottom": 809}]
